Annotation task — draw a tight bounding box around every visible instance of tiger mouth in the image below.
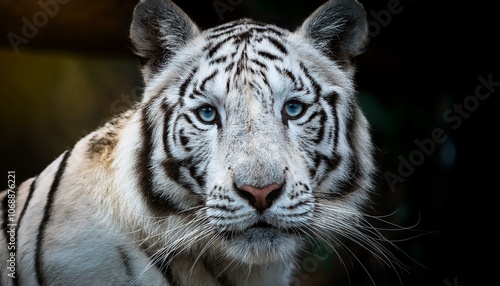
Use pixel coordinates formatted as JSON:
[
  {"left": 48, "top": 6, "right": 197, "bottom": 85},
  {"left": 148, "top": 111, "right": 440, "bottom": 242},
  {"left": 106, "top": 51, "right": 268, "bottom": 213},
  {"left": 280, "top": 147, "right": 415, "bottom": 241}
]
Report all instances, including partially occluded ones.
[
  {"left": 220, "top": 221, "right": 294, "bottom": 240},
  {"left": 219, "top": 220, "right": 277, "bottom": 240},
  {"left": 252, "top": 221, "right": 273, "bottom": 228}
]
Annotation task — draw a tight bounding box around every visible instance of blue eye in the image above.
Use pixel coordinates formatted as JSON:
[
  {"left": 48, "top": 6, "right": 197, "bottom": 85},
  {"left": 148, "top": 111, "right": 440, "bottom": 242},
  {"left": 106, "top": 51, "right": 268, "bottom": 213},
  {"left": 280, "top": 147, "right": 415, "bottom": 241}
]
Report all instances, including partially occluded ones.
[
  {"left": 283, "top": 100, "right": 305, "bottom": 119},
  {"left": 196, "top": 105, "right": 218, "bottom": 124}
]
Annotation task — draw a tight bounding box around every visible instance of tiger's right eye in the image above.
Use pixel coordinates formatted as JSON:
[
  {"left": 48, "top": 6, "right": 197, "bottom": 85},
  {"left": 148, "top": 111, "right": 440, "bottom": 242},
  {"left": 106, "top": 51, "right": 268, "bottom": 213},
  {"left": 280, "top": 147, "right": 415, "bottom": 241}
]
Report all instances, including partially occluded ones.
[{"left": 196, "top": 105, "right": 218, "bottom": 124}]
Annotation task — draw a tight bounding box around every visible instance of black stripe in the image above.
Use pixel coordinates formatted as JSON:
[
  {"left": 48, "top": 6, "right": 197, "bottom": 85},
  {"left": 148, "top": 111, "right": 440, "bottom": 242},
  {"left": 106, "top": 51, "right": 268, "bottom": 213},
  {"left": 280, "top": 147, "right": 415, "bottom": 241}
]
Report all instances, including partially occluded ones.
[
  {"left": 189, "top": 89, "right": 203, "bottom": 99},
  {"left": 260, "top": 71, "right": 272, "bottom": 93},
  {"left": 252, "top": 26, "right": 285, "bottom": 37},
  {"left": 209, "top": 55, "right": 227, "bottom": 65},
  {"left": 209, "top": 204, "right": 240, "bottom": 214},
  {"left": 235, "top": 50, "right": 247, "bottom": 76},
  {"left": 281, "top": 69, "right": 305, "bottom": 92},
  {"left": 266, "top": 36, "right": 288, "bottom": 54},
  {"left": 310, "top": 97, "right": 342, "bottom": 187},
  {"left": 281, "top": 69, "right": 296, "bottom": 83},
  {"left": 135, "top": 241, "right": 178, "bottom": 286},
  {"left": 179, "top": 67, "right": 198, "bottom": 99},
  {"left": 162, "top": 151, "right": 206, "bottom": 196},
  {"left": 170, "top": 106, "right": 180, "bottom": 145},
  {"left": 248, "top": 67, "right": 257, "bottom": 76},
  {"left": 250, "top": 59, "right": 268, "bottom": 70},
  {"left": 233, "top": 31, "right": 251, "bottom": 45},
  {"left": 118, "top": 246, "right": 133, "bottom": 279},
  {"left": 186, "top": 158, "right": 207, "bottom": 191},
  {"left": 179, "top": 129, "right": 191, "bottom": 152},
  {"left": 300, "top": 62, "right": 321, "bottom": 99},
  {"left": 296, "top": 77, "right": 305, "bottom": 92},
  {"left": 298, "top": 109, "right": 327, "bottom": 145},
  {"left": 200, "top": 70, "right": 219, "bottom": 92},
  {"left": 313, "top": 110, "right": 326, "bottom": 144},
  {"left": 310, "top": 152, "right": 342, "bottom": 186},
  {"left": 183, "top": 114, "right": 208, "bottom": 132},
  {"left": 137, "top": 105, "right": 158, "bottom": 210},
  {"left": 162, "top": 105, "right": 209, "bottom": 196},
  {"left": 317, "top": 110, "right": 327, "bottom": 144},
  {"left": 35, "top": 149, "right": 72, "bottom": 285},
  {"left": 207, "top": 28, "right": 239, "bottom": 40},
  {"left": 14, "top": 177, "right": 37, "bottom": 286},
  {"left": 207, "top": 37, "right": 233, "bottom": 58},
  {"left": 162, "top": 104, "right": 205, "bottom": 202},
  {"left": 17, "top": 177, "right": 37, "bottom": 232},
  {"left": 206, "top": 22, "right": 285, "bottom": 44},
  {"left": 329, "top": 107, "right": 362, "bottom": 198},
  {"left": 163, "top": 104, "right": 176, "bottom": 158},
  {"left": 331, "top": 93, "right": 340, "bottom": 150},
  {"left": 206, "top": 22, "right": 241, "bottom": 37},
  {"left": 226, "top": 80, "right": 231, "bottom": 94},
  {"left": 138, "top": 104, "right": 183, "bottom": 214},
  {"left": 310, "top": 153, "right": 321, "bottom": 180},
  {"left": 333, "top": 159, "right": 360, "bottom": 197},
  {"left": 206, "top": 20, "right": 271, "bottom": 40},
  {"left": 224, "top": 62, "right": 235, "bottom": 73},
  {"left": 257, "top": 50, "right": 282, "bottom": 61}
]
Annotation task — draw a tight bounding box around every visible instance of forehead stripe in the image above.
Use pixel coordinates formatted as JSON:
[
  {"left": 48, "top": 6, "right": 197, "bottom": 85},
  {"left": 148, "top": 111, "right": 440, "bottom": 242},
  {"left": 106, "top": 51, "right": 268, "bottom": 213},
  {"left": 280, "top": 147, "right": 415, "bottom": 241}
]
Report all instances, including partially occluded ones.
[
  {"left": 257, "top": 50, "right": 282, "bottom": 61},
  {"left": 250, "top": 59, "right": 268, "bottom": 70},
  {"left": 207, "top": 37, "right": 234, "bottom": 58},
  {"left": 200, "top": 70, "right": 219, "bottom": 92},
  {"left": 209, "top": 55, "right": 228, "bottom": 65},
  {"left": 265, "top": 36, "right": 288, "bottom": 54},
  {"left": 179, "top": 67, "right": 198, "bottom": 99},
  {"left": 206, "top": 22, "right": 286, "bottom": 41},
  {"left": 300, "top": 62, "right": 322, "bottom": 99}
]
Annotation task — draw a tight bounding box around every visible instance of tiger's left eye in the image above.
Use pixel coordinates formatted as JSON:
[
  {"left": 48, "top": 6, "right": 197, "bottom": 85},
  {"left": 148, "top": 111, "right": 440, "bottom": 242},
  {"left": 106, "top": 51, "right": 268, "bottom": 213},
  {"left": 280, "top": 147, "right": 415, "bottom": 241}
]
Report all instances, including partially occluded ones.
[
  {"left": 196, "top": 105, "right": 218, "bottom": 124},
  {"left": 283, "top": 100, "right": 306, "bottom": 119}
]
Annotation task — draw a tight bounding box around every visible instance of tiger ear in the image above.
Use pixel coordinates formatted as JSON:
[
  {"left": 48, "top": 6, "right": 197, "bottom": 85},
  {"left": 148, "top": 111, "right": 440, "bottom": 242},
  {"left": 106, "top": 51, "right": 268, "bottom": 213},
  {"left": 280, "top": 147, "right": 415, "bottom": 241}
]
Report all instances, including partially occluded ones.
[
  {"left": 298, "top": 0, "right": 368, "bottom": 66},
  {"left": 130, "top": 0, "right": 200, "bottom": 81}
]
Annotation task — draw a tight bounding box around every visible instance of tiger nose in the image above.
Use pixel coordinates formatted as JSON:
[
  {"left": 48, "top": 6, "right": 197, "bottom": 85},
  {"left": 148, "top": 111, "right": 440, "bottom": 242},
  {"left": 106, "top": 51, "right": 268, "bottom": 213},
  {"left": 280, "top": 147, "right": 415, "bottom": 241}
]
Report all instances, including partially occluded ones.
[{"left": 237, "top": 183, "right": 282, "bottom": 212}]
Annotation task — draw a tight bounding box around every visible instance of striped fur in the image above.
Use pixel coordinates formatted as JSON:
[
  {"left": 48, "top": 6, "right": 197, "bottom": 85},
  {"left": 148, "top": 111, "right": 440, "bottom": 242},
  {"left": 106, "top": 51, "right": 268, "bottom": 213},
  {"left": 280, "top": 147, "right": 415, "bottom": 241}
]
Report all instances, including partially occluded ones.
[{"left": 1, "top": 0, "right": 384, "bottom": 285}]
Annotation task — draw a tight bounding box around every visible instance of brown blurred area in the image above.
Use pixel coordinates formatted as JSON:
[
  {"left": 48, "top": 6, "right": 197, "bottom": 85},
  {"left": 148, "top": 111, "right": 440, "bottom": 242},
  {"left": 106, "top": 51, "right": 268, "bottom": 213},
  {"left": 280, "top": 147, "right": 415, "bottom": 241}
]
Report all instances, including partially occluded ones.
[
  {"left": 0, "top": 0, "right": 143, "bottom": 179},
  {"left": 0, "top": 0, "right": 137, "bottom": 54},
  {"left": 1, "top": 0, "right": 498, "bottom": 285}
]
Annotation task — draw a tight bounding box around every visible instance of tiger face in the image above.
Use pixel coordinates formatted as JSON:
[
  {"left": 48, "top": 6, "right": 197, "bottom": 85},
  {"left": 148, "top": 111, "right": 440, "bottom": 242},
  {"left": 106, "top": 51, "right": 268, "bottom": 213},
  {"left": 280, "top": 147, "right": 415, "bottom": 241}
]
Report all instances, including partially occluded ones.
[{"left": 130, "top": 0, "right": 373, "bottom": 266}]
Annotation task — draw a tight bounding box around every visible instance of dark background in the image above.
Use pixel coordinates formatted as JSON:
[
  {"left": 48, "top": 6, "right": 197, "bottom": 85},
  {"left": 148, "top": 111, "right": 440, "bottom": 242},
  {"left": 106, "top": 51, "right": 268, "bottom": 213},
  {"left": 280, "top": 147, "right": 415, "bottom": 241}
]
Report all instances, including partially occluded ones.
[{"left": 1, "top": 0, "right": 498, "bottom": 285}]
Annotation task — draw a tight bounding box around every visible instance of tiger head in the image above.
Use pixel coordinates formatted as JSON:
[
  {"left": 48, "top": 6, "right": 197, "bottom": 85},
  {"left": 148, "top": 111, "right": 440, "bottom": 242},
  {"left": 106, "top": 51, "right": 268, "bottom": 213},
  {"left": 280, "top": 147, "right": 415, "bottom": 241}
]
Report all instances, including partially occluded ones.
[{"left": 129, "top": 0, "right": 374, "bottom": 266}]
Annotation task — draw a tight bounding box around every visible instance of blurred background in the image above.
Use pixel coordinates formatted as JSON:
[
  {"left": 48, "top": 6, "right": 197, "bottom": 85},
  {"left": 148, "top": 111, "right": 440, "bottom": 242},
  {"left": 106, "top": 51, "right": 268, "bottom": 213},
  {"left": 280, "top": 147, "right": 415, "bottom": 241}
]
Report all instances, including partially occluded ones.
[{"left": 0, "top": 0, "right": 498, "bottom": 285}]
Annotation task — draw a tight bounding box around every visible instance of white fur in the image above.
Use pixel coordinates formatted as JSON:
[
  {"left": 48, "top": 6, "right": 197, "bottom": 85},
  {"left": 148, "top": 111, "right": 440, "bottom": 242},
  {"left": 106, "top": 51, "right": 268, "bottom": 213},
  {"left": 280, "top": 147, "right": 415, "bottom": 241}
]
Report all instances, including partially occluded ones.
[{"left": 0, "top": 1, "right": 381, "bottom": 285}]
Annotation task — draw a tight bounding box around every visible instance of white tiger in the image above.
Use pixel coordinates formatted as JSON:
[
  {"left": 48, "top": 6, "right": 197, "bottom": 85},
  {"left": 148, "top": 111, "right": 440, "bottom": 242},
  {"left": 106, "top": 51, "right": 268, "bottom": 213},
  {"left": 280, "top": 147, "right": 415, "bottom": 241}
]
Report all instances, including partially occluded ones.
[{"left": 0, "top": 0, "right": 390, "bottom": 285}]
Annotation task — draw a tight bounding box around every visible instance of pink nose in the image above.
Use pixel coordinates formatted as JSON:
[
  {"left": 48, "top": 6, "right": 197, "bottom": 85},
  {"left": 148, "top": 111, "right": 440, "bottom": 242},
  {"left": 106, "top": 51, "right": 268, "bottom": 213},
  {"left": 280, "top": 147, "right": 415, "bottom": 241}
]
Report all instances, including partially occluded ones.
[{"left": 237, "top": 183, "right": 282, "bottom": 212}]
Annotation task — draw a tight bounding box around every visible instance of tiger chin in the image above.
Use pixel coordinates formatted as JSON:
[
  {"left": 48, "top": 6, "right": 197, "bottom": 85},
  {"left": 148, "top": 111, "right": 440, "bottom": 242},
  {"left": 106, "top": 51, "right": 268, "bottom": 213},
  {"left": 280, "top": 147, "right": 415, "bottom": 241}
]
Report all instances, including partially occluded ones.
[{"left": 1, "top": 0, "right": 378, "bottom": 285}]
